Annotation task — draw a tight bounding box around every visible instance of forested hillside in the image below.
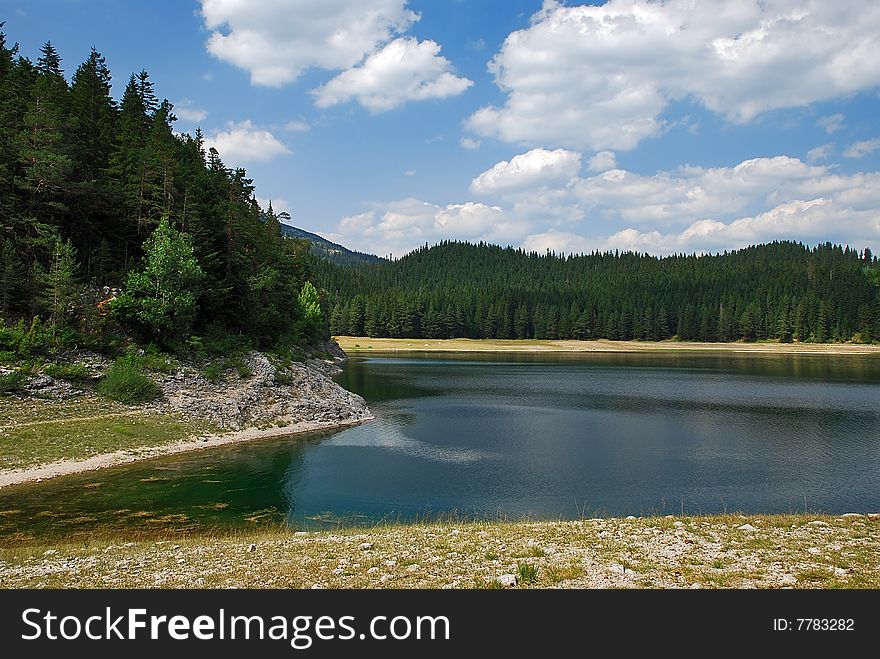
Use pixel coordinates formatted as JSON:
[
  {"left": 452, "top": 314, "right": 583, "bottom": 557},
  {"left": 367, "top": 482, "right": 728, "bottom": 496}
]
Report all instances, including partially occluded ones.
[
  {"left": 317, "top": 241, "right": 880, "bottom": 343},
  {"left": 0, "top": 28, "right": 324, "bottom": 358}
]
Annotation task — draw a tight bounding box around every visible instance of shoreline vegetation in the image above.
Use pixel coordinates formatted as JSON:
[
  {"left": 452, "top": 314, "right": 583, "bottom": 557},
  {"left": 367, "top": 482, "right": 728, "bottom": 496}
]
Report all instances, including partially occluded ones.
[
  {"left": 336, "top": 336, "right": 880, "bottom": 355},
  {"left": 1, "top": 514, "right": 877, "bottom": 589},
  {"left": 0, "top": 346, "right": 373, "bottom": 489}
]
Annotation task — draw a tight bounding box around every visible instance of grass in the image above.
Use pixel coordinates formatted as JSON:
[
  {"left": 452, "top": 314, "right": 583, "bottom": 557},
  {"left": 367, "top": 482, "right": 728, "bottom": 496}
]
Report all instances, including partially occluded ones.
[
  {"left": 0, "top": 395, "right": 208, "bottom": 471},
  {"left": 97, "top": 357, "right": 162, "bottom": 404},
  {"left": 1, "top": 514, "right": 877, "bottom": 589},
  {"left": 0, "top": 369, "right": 26, "bottom": 393},
  {"left": 42, "top": 362, "right": 90, "bottom": 383},
  {"left": 334, "top": 336, "right": 880, "bottom": 355}
]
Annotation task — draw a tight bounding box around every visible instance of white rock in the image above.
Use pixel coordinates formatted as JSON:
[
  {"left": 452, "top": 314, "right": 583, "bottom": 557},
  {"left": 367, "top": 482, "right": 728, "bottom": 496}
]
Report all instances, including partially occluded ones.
[
  {"left": 247, "top": 544, "right": 256, "bottom": 552},
  {"left": 807, "top": 547, "right": 821, "bottom": 555},
  {"left": 673, "top": 521, "right": 685, "bottom": 528},
  {"left": 737, "top": 524, "right": 757, "bottom": 531},
  {"left": 367, "top": 567, "right": 379, "bottom": 574},
  {"left": 359, "top": 542, "right": 374, "bottom": 550},
  {"left": 779, "top": 574, "right": 797, "bottom": 586},
  {"left": 625, "top": 516, "right": 636, "bottom": 520},
  {"left": 834, "top": 567, "right": 848, "bottom": 578},
  {"left": 690, "top": 583, "right": 701, "bottom": 589},
  {"left": 498, "top": 574, "right": 517, "bottom": 587},
  {"left": 841, "top": 513, "right": 862, "bottom": 518},
  {"left": 43, "top": 549, "right": 57, "bottom": 556},
  {"left": 311, "top": 584, "right": 324, "bottom": 589},
  {"left": 294, "top": 531, "right": 309, "bottom": 536},
  {"left": 609, "top": 563, "right": 626, "bottom": 574},
  {"left": 808, "top": 520, "right": 830, "bottom": 527},
  {"left": 384, "top": 560, "right": 397, "bottom": 568}
]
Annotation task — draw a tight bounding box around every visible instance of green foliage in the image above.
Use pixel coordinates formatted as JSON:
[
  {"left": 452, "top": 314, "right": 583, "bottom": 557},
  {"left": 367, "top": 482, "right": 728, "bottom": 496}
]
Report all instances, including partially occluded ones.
[
  {"left": 318, "top": 241, "right": 880, "bottom": 344},
  {"left": 0, "top": 368, "right": 25, "bottom": 392},
  {"left": 0, "top": 27, "right": 321, "bottom": 358},
  {"left": 112, "top": 218, "right": 204, "bottom": 344},
  {"left": 517, "top": 562, "right": 539, "bottom": 584},
  {"left": 41, "top": 239, "right": 80, "bottom": 328},
  {"left": 43, "top": 362, "right": 89, "bottom": 382},
  {"left": 97, "top": 356, "right": 162, "bottom": 404}
]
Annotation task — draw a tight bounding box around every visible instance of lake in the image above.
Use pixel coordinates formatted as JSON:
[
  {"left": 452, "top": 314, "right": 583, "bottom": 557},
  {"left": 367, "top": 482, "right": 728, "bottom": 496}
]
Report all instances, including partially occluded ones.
[{"left": 1, "top": 352, "right": 879, "bottom": 540}]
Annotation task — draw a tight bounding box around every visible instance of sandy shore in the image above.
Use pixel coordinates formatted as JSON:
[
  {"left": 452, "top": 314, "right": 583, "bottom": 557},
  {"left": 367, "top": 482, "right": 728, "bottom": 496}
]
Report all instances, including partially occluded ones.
[
  {"left": 0, "top": 416, "right": 372, "bottom": 489},
  {"left": 336, "top": 336, "right": 880, "bottom": 355}
]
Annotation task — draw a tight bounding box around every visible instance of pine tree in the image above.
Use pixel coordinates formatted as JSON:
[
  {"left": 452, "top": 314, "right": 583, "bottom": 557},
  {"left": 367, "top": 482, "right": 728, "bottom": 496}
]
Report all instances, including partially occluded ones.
[
  {"left": 0, "top": 238, "right": 24, "bottom": 314},
  {"left": 41, "top": 239, "right": 79, "bottom": 328}
]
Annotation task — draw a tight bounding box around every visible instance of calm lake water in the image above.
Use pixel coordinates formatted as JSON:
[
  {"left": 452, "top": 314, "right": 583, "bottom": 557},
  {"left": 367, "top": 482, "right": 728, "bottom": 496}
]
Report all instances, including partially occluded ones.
[{"left": 1, "top": 352, "right": 879, "bottom": 541}]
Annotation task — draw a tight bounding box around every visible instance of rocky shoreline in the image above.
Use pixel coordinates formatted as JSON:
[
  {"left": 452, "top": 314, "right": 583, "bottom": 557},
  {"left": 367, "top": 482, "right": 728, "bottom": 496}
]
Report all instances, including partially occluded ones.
[
  {"left": 150, "top": 342, "right": 371, "bottom": 432},
  {"left": 0, "top": 341, "right": 373, "bottom": 487}
]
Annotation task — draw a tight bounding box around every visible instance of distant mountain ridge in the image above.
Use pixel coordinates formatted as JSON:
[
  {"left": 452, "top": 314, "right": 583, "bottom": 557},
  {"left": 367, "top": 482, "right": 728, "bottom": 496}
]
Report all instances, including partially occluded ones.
[{"left": 279, "top": 223, "right": 383, "bottom": 266}]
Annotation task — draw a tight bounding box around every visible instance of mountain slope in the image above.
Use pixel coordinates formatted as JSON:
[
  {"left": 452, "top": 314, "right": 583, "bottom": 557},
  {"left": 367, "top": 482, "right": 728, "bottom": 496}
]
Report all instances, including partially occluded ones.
[{"left": 279, "top": 224, "right": 383, "bottom": 266}]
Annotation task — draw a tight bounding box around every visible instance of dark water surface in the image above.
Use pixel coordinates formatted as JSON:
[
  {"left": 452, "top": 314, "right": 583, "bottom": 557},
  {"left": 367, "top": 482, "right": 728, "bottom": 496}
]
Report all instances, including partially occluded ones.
[{"left": 1, "top": 352, "right": 879, "bottom": 540}]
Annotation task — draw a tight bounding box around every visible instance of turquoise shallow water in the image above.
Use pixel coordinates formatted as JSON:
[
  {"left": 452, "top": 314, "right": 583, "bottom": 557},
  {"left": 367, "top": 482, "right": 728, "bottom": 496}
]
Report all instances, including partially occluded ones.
[{"left": 1, "top": 352, "right": 878, "bottom": 540}]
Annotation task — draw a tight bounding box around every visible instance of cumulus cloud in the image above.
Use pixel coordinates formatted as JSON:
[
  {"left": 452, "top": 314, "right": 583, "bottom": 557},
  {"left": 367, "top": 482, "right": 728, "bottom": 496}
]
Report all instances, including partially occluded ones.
[
  {"left": 816, "top": 113, "right": 845, "bottom": 134},
  {"left": 175, "top": 99, "right": 208, "bottom": 123},
  {"left": 469, "top": 150, "right": 880, "bottom": 255},
  {"left": 200, "top": 0, "right": 416, "bottom": 86},
  {"left": 843, "top": 138, "right": 880, "bottom": 159},
  {"left": 313, "top": 38, "right": 472, "bottom": 111},
  {"left": 470, "top": 148, "right": 581, "bottom": 195},
  {"left": 590, "top": 198, "right": 880, "bottom": 255},
  {"left": 207, "top": 120, "right": 291, "bottom": 165},
  {"left": 332, "top": 198, "right": 512, "bottom": 257},
  {"left": 587, "top": 151, "right": 617, "bottom": 173},
  {"left": 468, "top": 0, "right": 880, "bottom": 151}
]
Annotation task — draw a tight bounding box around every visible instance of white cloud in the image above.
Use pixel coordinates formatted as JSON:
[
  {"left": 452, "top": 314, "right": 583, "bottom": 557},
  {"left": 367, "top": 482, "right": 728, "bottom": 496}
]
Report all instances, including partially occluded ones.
[
  {"left": 806, "top": 143, "right": 833, "bottom": 163},
  {"left": 522, "top": 231, "right": 594, "bottom": 255},
  {"left": 460, "top": 137, "right": 481, "bottom": 150},
  {"left": 312, "top": 38, "right": 472, "bottom": 112},
  {"left": 468, "top": 0, "right": 880, "bottom": 151},
  {"left": 284, "top": 120, "right": 310, "bottom": 132},
  {"left": 200, "top": 0, "right": 417, "bottom": 86},
  {"left": 587, "top": 151, "right": 617, "bottom": 173},
  {"left": 470, "top": 148, "right": 581, "bottom": 195},
  {"left": 404, "top": 170, "right": 416, "bottom": 177},
  {"left": 470, "top": 151, "right": 880, "bottom": 255},
  {"left": 590, "top": 198, "right": 880, "bottom": 256},
  {"left": 334, "top": 198, "right": 512, "bottom": 257},
  {"left": 175, "top": 99, "right": 208, "bottom": 123},
  {"left": 816, "top": 113, "right": 845, "bottom": 134},
  {"left": 207, "top": 120, "right": 291, "bottom": 165},
  {"left": 843, "top": 138, "right": 880, "bottom": 159}
]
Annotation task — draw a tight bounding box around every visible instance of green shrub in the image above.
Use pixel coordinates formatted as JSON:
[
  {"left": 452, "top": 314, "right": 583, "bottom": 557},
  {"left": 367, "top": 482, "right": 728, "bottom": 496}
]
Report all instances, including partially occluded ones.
[
  {"left": 97, "top": 357, "right": 162, "bottom": 404},
  {"left": 0, "top": 369, "right": 25, "bottom": 393},
  {"left": 517, "top": 562, "right": 539, "bottom": 585},
  {"left": 202, "top": 362, "right": 223, "bottom": 383},
  {"left": 43, "top": 362, "right": 90, "bottom": 382}
]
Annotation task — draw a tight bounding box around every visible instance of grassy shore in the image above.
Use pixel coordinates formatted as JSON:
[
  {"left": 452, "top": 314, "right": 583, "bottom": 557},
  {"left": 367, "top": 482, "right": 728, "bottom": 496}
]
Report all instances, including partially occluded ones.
[
  {"left": 0, "top": 393, "right": 372, "bottom": 488},
  {"left": 336, "top": 336, "right": 880, "bottom": 355},
  {"left": 1, "top": 514, "right": 876, "bottom": 589},
  {"left": 0, "top": 395, "right": 209, "bottom": 472}
]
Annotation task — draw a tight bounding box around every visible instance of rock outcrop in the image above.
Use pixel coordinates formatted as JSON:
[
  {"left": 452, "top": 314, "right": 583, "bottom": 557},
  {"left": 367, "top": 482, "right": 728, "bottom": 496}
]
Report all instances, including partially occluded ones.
[{"left": 154, "top": 349, "right": 371, "bottom": 431}]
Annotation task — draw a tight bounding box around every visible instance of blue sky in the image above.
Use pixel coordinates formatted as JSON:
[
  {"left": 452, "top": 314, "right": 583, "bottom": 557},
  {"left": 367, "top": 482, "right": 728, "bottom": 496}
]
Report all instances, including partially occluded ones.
[{"left": 4, "top": 0, "right": 880, "bottom": 257}]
